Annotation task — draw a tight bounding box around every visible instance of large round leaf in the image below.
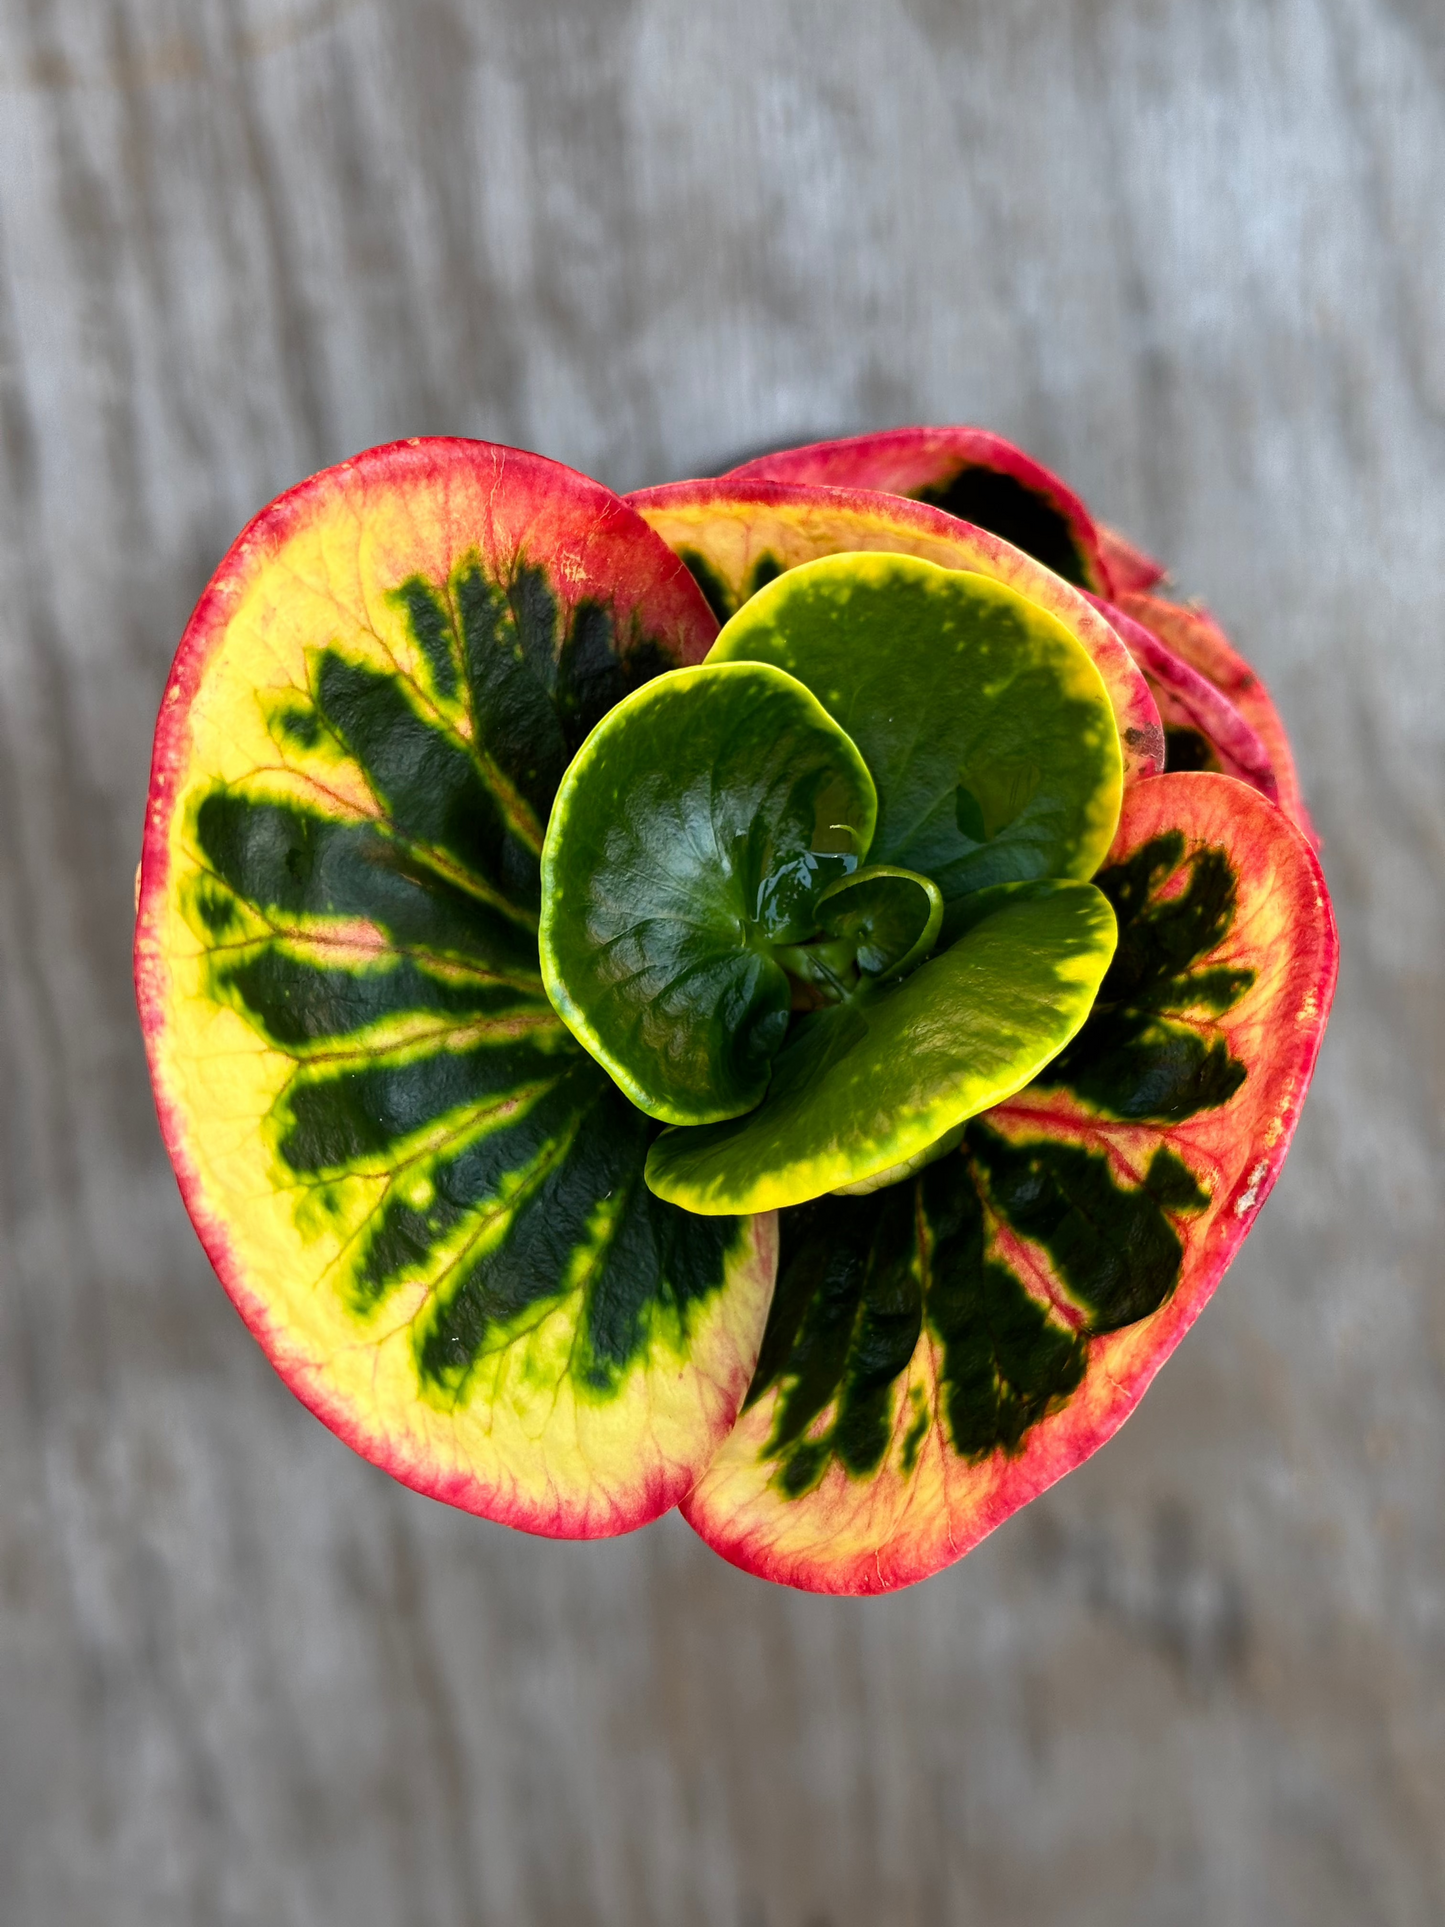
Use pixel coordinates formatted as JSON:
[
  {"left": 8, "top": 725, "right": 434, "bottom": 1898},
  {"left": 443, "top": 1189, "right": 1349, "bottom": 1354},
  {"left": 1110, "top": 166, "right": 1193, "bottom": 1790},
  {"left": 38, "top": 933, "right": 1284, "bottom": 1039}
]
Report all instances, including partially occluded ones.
[
  {"left": 627, "top": 478, "right": 1163, "bottom": 785},
  {"left": 645, "top": 881, "right": 1117, "bottom": 1214},
  {"left": 724, "top": 425, "right": 1111, "bottom": 593},
  {"left": 539, "top": 661, "right": 877, "bottom": 1126},
  {"left": 682, "top": 775, "right": 1337, "bottom": 1592},
  {"left": 135, "top": 436, "right": 779, "bottom": 1539},
  {"left": 708, "top": 552, "right": 1125, "bottom": 912}
]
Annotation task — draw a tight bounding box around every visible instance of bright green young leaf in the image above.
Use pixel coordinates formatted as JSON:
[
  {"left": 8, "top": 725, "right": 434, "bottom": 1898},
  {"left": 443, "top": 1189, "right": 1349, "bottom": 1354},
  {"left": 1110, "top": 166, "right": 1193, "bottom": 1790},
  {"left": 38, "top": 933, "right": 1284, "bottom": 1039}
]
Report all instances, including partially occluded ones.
[
  {"left": 645, "top": 880, "right": 1118, "bottom": 1213},
  {"left": 708, "top": 552, "right": 1123, "bottom": 907},
  {"left": 539, "top": 661, "right": 878, "bottom": 1126},
  {"left": 815, "top": 864, "right": 943, "bottom": 978}
]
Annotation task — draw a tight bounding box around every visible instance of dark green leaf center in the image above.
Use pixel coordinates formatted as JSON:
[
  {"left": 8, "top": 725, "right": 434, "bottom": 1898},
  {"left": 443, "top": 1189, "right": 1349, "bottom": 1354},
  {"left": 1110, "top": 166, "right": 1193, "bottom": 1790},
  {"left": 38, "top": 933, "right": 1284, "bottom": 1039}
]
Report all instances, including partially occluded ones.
[{"left": 538, "top": 660, "right": 879, "bottom": 1126}]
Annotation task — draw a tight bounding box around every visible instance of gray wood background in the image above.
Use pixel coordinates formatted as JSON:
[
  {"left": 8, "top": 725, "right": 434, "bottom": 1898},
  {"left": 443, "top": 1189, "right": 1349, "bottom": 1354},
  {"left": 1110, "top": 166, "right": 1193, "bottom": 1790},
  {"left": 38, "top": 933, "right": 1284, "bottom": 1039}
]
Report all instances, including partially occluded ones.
[{"left": 1, "top": 1, "right": 1442, "bottom": 1921}]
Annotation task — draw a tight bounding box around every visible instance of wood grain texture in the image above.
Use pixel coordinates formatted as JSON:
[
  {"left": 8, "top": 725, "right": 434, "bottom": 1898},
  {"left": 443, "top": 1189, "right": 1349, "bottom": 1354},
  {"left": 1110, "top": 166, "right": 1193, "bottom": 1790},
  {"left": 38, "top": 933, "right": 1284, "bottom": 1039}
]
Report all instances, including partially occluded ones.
[{"left": 1, "top": 0, "right": 1443, "bottom": 1921}]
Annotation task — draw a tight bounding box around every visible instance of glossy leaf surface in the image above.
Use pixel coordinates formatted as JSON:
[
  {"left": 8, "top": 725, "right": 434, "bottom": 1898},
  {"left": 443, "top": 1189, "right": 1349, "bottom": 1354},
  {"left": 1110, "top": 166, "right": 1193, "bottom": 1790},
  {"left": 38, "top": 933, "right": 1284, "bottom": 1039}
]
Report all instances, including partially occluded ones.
[
  {"left": 724, "top": 425, "right": 1111, "bottom": 593},
  {"left": 539, "top": 661, "right": 877, "bottom": 1125},
  {"left": 628, "top": 478, "right": 1163, "bottom": 784},
  {"left": 815, "top": 864, "right": 942, "bottom": 979},
  {"left": 135, "top": 437, "right": 780, "bottom": 1539},
  {"left": 709, "top": 551, "right": 1124, "bottom": 908},
  {"left": 645, "top": 881, "right": 1117, "bottom": 1214},
  {"left": 682, "top": 775, "right": 1338, "bottom": 1592}
]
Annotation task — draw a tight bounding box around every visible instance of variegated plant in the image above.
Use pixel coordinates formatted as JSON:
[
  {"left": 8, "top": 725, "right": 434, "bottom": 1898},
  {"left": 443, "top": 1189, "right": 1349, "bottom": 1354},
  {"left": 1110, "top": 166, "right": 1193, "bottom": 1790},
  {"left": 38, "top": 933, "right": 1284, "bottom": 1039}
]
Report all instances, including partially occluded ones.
[{"left": 136, "top": 426, "right": 1336, "bottom": 1592}]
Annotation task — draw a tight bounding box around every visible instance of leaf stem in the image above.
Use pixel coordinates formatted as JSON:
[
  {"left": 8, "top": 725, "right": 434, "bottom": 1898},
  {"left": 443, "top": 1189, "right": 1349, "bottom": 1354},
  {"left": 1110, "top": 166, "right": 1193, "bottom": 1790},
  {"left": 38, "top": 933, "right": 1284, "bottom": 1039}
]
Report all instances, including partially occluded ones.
[{"left": 772, "top": 937, "right": 859, "bottom": 1005}]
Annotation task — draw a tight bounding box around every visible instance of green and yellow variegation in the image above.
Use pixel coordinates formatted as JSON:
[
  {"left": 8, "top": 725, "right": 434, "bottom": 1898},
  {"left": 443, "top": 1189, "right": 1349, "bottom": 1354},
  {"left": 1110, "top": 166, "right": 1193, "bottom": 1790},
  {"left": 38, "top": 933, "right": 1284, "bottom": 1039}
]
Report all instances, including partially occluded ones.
[
  {"left": 136, "top": 438, "right": 776, "bottom": 1537},
  {"left": 137, "top": 424, "right": 1338, "bottom": 1591}
]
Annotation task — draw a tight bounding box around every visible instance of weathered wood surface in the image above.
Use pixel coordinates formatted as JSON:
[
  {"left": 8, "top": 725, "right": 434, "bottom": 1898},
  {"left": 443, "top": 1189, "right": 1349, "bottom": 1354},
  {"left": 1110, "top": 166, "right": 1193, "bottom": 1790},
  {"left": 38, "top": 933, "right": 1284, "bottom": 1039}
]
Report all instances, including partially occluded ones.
[{"left": 1, "top": 0, "right": 1442, "bottom": 1920}]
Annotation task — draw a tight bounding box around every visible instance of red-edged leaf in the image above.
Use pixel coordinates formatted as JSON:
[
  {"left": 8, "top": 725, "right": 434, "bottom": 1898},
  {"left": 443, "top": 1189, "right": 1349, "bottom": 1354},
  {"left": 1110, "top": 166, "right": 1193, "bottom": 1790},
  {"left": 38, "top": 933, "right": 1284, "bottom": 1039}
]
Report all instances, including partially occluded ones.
[
  {"left": 682, "top": 774, "right": 1337, "bottom": 1594},
  {"left": 724, "top": 426, "right": 1114, "bottom": 596},
  {"left": 135, "top": 436, "right": 781, "bottom": 1539},
  {"left": 1096, "top": 521, "right": 1167, "bottom": 594},
  {"left": 1090, "top": 595, "right": 1280, "bottom": 804},
  {"left": 628, "top": 477, "right": 1164, "bottom": 786},
  {"left": 1118, "top": 591, "right": 1317, "bottom": 846}
]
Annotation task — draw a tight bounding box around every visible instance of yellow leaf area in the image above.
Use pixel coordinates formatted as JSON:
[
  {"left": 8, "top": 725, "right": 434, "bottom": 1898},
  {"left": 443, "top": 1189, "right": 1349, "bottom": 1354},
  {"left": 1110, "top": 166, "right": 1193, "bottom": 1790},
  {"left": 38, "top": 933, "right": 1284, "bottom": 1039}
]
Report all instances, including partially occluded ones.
[
  {"left": 683, "top": 1102, "right": 1211, "bottom": 1596},
  {"left": 680, "top": 1290, "right": 1118, "bottom": 1597},
  {"left": 628, "top": 480, "right": 1163, "bottom": 783},
  {"left": 137, "top": 449, "right": 776, "bottom": 1537},
  {"left": 682, "top": 775, "right": 1337, "bottom": 1592}
]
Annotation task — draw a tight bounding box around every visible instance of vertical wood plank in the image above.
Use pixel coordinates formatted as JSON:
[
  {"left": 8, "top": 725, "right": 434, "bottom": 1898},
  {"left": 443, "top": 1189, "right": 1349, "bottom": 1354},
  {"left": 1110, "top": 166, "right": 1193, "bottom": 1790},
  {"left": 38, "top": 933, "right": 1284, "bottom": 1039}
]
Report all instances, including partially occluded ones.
[{"left": 1, "top": 0, "right": 1442, "bottom": 1920}]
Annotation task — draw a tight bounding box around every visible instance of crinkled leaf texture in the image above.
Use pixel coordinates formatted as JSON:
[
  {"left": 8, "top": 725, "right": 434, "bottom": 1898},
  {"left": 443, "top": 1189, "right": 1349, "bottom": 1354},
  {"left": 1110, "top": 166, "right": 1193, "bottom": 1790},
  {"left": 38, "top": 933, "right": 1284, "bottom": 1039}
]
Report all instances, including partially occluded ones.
[
  {"left": 646, "top": 879, "right": 1118, "bottom": 1213},
  {"left": 627, "top": 478, "right": 1164, "bottom": 785},
  {"left": 135, "top": 437, "right": 778, "bottom": 1538},
  {"left": 682, "top": 775, "right": 1338, "bottom": 1593},
  {"left": 539, "top": 659, "right": 877, "bottom": 1125}
]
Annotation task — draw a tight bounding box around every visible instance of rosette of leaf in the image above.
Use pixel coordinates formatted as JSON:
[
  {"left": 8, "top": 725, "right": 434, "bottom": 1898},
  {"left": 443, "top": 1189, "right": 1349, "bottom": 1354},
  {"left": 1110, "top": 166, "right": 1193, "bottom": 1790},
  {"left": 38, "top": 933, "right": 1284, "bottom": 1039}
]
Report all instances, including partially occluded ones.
[
  {"left": 622, "top": 429, "right": 1337, "bottom": 1593},
  {"left": 137, "top": 423, "right": 1338, "bottom": 1594},
  {"left": 134, "top": 438, "right": 778, "bottom": 1537},
  {"left": 538, "top": 550, "right": 1128, "bottom": 1221}
]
